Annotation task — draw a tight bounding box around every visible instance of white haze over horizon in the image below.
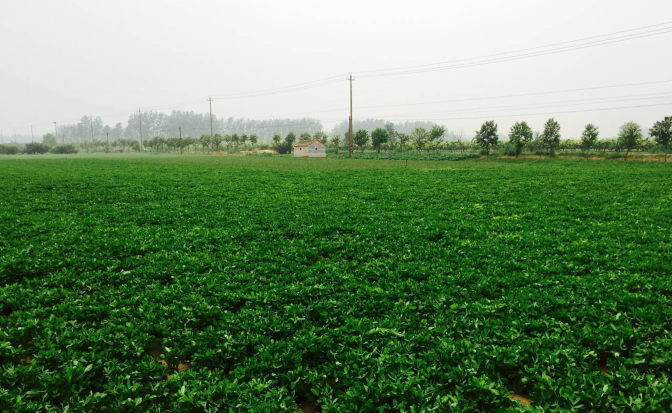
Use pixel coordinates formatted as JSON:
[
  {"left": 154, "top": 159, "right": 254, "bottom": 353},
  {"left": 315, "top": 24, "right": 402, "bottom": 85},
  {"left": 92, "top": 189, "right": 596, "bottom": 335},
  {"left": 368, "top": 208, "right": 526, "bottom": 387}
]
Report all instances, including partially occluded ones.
[{"left": 1, "top": 0, "right": 671, "bottom": 142}]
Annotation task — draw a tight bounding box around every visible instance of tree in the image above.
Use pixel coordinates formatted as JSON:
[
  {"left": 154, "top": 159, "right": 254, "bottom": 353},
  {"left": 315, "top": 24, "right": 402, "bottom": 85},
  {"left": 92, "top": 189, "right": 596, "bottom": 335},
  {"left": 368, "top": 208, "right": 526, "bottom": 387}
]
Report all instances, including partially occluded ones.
[
  {"left": 249, "top": 134, "right": 258, "bottom": 146},
  {"left": 199, "top": 135, "right": 212, "bottom": 153},
  {"left": 618, "top": 121, "right": 643, "bottom": 160},
  {"left": 541, "top": 118, "right": 561, "bottom": 155},
  {"left": 113, "top": 122, "right": 124, "bottom": 139},
  {"left": 331, "top": 135, "right": 341, "bottom": 153},
  {"left": 285, "top": 132, "right": 296, "bottom": 146},
  {"left": 371, "top": 128, "right": 389, "bottom": 153},
  {"left": 42, "top": 133, "right": 58, "bottom": 147},
  {"left": 212, "top": 134, "right": 224, "bottom": 151},
  {"left": 580, "top": 124, "right": 599, "bottom": 152},
  {"left": 313, "top": 130, "right": 329, "bottom": 144},
  {"left": 649, "top": 116, "right": 672, "bottom": 161},
  {"left": 428, "top": 125, "right": 446, "bottom": 151},
  {"left": 397, "top": 133, "right": 410, "bottom": 151},
  {"left": 299, "top": 132, "right": 311, "bottom": 141},
  {"left": 474, "top": 121, "right": 498, "bottom": 156},
  {"left": 354, "top": 129, "right": 369, "bottom": 151},
  {"left": 384, "top": 122, "right": 397, "bottom": 150},
  {"left": 184, "top": 137, "right": 197, "bottom": 153},
  {"left": 508, "top": 121, "right": 533, "bottom": 157},
  {"left": 272, "top": 132, "right": 297, "bottom": 154},
  {"left": 272, "top": 133, "right": 282, "bottom": 147},
  {"left": 410, "top": 127, "right": 429, "bottom": 151}
]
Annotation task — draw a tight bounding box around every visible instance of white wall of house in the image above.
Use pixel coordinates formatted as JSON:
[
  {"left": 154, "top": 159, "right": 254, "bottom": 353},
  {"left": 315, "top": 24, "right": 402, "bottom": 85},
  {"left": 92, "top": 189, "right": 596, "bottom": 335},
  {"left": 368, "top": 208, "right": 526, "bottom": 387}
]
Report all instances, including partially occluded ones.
[{"left": 294, "top": 146, "right": 307, "bottom": 157}]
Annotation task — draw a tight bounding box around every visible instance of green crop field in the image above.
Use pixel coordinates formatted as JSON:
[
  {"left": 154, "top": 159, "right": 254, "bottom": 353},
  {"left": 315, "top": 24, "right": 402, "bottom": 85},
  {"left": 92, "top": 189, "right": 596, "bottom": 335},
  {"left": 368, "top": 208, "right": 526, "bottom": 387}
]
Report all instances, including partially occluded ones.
[{"left": 1, "top": 155, "right": 671, "bottom": 412}]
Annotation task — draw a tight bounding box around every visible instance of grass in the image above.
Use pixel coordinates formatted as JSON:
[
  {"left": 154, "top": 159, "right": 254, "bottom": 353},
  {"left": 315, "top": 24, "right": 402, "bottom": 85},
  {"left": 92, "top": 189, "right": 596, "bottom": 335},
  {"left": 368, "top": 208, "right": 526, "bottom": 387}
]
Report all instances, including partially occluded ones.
[{"left": 1, "top": 155, "right": 671, "bottom": 412}]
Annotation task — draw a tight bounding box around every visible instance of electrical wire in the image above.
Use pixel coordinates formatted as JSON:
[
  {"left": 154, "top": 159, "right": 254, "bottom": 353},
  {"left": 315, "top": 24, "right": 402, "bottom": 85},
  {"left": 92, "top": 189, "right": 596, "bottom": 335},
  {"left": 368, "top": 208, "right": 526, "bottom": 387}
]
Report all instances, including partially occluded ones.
[
  {"left": 391, "top": 102, "right": 672, "bottom": 121},
  {"left": 378, "top": 92, "right": 672, "bottom": 119},
  {"left": 244, "top": 79, "right": 672, "bottom": 119},
  {"left": 353, "top": 21, "right": 672, "bottom": 76},
  {"left": 357, "top": 29, "right": 672, "bottom": 78}
]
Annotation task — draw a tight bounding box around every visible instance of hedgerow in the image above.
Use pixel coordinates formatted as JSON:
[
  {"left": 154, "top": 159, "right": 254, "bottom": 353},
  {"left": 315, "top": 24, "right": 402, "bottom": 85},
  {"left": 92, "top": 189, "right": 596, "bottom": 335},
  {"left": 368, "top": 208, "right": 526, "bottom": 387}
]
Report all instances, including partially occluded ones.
[
  {"left": 0, "top": 157, "right": 671, "bottom": 412},
  {"left": 329, "top": 151, "right": 479, "bottom": 161}
]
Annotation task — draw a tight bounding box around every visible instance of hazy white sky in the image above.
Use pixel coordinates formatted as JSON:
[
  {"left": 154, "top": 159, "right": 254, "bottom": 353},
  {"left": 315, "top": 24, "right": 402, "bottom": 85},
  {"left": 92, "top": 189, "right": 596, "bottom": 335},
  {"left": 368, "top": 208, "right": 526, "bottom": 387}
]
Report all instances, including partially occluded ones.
[{"left": 1, "top": 0, "right": 671, "bottom": 140}]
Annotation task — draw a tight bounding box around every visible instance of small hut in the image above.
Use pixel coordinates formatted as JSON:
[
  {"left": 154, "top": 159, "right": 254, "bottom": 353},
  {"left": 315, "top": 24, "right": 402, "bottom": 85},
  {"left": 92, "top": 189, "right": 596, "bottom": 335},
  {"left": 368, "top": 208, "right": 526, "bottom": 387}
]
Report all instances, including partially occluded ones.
[{"left": 293, "top": 139, "right": 326, "bottom": 158}]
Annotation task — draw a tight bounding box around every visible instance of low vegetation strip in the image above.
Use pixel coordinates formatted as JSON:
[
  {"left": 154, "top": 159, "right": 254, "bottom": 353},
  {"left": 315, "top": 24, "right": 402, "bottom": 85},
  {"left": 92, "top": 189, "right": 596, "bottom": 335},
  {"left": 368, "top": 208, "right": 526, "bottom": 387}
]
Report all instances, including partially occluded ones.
[
  {"left": 0, "top": 156, "right": 671, "bottom": 412},
  {"left": 329, "top": 151, "right": 480, "bottom": 161}
]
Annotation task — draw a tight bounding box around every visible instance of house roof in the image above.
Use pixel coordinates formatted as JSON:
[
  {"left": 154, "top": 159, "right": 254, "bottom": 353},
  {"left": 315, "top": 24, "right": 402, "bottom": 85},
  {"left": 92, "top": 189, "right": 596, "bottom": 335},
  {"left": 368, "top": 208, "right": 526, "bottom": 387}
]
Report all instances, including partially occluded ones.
[{"left": 294, "top": 139, "right": 325, "bottom": 148}]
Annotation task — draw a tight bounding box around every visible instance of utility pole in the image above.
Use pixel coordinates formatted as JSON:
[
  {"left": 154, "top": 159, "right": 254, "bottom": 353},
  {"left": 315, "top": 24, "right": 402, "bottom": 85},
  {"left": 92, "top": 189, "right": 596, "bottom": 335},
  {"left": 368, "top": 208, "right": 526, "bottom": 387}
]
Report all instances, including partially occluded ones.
[
  {"left": 1, "top": 130, "right": 3, "bottom": 144},
  {"left": 347, "top": 74, "right": 355, "bottom": 159},
  {"left": 179, "top": 126, "right": 183, "bottom": 155},
  {"left": 138, "top": 109, "right": 143, "bottom": 151},
  {"left": 90, "top": 115, "right": 94, "bottom": 141},
  {"left": 106, "top": 132, "right": 110, "bottom": 153},
  {"left": 31, "top": 125, "right": 34, "bottom": 143},
  {"left": 54, "top": 122, "right": 61, "bottom": 144},
  {"left": 14, "top": 129, "right": 17, "bottom": 143},
  {"left": 207, "top": 97, "right": 214, "bottom": 138}
]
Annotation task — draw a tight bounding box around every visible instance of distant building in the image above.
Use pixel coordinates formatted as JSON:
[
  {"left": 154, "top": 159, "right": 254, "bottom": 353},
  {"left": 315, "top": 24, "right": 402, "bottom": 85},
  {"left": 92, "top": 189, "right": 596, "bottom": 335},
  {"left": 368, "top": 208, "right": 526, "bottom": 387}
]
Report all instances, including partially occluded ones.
[{"left": 293, "top": 139, "right": 326, "bottom": 157}]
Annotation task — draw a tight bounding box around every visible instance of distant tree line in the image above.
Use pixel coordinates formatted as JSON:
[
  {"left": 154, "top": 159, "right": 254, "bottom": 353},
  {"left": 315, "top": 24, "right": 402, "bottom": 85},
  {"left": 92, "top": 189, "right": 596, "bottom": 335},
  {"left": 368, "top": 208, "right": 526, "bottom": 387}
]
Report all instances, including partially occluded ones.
[
  {"left": 3, "top": 115, "right": 670, "bottom": 160},
  {"left": 48, "top": 111, "right": 323, "bottom": 145},
  {"left": 332, "top": 119, "right": 439, "bottom": 137}
]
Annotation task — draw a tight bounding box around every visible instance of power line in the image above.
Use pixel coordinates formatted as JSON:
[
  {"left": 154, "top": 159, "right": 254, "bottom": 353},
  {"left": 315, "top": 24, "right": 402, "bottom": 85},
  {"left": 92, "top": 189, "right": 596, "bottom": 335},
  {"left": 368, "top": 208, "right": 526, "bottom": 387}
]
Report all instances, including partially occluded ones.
[
  {"left": 380, "top": 92, "right": 672, "bottom": 119},
  {"left": 7, "top": 22, "right": 672, "bottom": 134},
  {"left": 210, "top": 74, "right": 348, "bottom": 99},
  {"left": 357, "top": 28, "right": 672, "bottom": 78},
  {"left": 243, "top": 79, "right": 672, "bottom": 119},
  {"left": 391, "top": 102, "right": 672, "bottom": 121},
  {"left": 354, "top": 21, "right": 672, "bottom": 76}
]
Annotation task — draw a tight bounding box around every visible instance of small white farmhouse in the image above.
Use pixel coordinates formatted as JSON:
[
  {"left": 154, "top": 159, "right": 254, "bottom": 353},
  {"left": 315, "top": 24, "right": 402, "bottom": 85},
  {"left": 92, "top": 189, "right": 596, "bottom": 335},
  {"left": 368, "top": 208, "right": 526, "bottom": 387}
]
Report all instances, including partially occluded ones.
[{"left": 293, "top": 139, "right": 327, "bottom": 158}]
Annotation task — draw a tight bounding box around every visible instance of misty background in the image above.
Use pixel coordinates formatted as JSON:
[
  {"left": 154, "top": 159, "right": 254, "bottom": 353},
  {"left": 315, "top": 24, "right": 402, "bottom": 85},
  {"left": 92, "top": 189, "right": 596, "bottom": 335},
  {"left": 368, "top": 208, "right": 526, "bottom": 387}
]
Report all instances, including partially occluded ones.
[{"left": 1, "top": 0, "right": 671, "bottom": 143}]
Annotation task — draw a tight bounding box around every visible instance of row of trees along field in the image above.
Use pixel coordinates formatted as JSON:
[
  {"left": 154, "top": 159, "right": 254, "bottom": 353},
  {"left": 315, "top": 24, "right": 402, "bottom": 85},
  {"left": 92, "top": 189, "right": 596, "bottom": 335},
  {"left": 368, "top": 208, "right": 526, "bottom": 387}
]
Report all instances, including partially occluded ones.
[
  {"left": 472, "top": 116, "right": 671, "bottom": 160},
  {"left": 2, "top": 116, "right": 670, "bottom": 159}
]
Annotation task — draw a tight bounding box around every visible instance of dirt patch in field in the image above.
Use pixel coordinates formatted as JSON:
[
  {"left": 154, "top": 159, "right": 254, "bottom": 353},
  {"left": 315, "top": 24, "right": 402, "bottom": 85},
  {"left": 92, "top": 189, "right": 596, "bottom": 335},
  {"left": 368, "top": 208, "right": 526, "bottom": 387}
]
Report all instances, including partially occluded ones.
[
  {"left": 19, "top": 354, "right": 32, "bottom": 364},
  {"left": 297, "top": 401, "right": 319, "bottom": 413},
  {"left": 598, "top": 361, "right": 610, "bottom": 375},
  {"left": 508, "top": 393, "right": 532, "bottom": 405},
  {"left": 241, "top": 149, "right": 278, "bottom": 155},
  {"left": 148, "top": 342, "right": 190, "bottom": 373},
  {"left": 148, "top": 342, "right": 167, "bottom": 365},
  {"left": 148, "top": 341, "right": 164, "bottom": 357}
]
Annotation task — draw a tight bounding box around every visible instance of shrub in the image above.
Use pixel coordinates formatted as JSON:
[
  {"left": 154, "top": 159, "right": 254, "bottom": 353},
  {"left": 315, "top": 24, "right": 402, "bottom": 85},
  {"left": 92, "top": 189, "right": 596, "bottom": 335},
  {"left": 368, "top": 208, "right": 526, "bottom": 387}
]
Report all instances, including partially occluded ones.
[
  {"left": 50, "top": 144, "right": 78, "bottom": 154},
  {"left": 0, "top": 144, "right": 20, "bottom": 155},
  {"left": 500, "top": 143, "right": 518, "bottom": 157},
  {"left": 330, "top": 151, "right": 479, "bottom": 161},
  {"left": 23, "top": 142, "right": 51, "bottom": 154}
]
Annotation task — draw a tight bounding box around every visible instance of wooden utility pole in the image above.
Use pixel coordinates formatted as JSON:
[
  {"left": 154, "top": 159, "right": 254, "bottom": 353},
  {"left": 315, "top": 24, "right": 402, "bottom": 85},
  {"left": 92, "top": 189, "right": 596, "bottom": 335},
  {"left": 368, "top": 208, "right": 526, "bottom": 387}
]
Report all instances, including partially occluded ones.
[
  {"left": 14, "top": 129, "right": 17, "bottom": 143},
  {"left": 348, "top": 74, "right": 354, "bottom": 158},
  {"left": 179, "top": 126, "right": 183, "bottom": 155},
  {"left": 207, "top": 97, "right": 214, "bottom": 138},
  {"left": 106, "top": 132, "right": 110, "bottom": 153},
  {"left": 31, "top": 125, "right": 34, "bottom": 143},
  {"left": 54, "top": 122, "right": 61, "bottom": 144},
  {"left": 138, "top": 109, "right": 143, "bottom": 150}
]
